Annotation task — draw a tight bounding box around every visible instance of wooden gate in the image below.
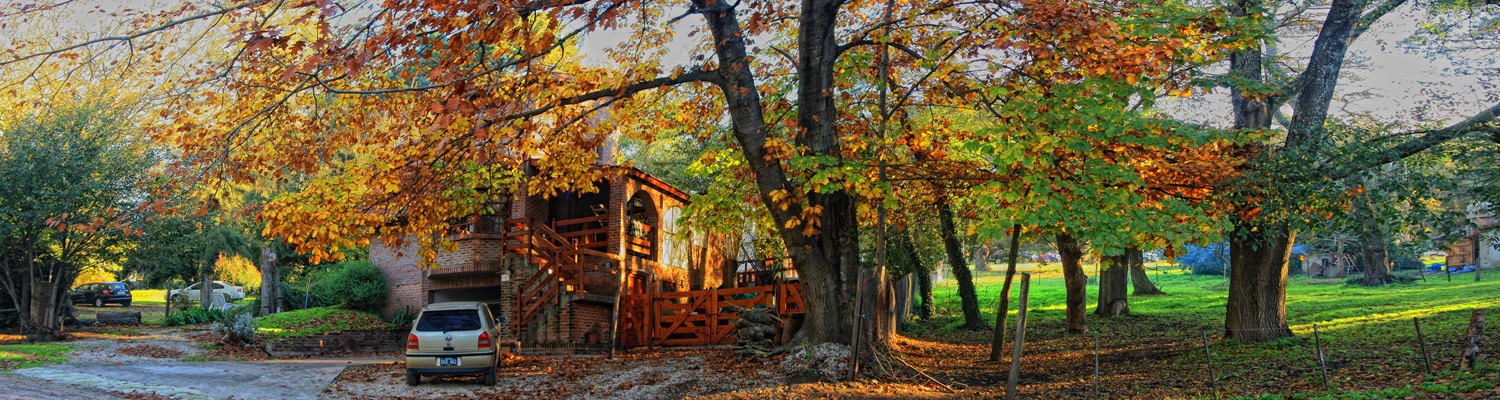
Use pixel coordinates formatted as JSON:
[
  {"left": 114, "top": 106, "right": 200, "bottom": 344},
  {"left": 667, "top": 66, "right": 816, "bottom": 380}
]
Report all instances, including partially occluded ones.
[{"left": 619, "top": 283, "right": 804, "bottom": 347}]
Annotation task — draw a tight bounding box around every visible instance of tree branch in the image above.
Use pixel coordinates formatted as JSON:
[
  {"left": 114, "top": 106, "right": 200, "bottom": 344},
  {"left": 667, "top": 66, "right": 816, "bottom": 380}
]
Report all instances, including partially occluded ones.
[
  {"left": 1331, "top": 101, "right": 1500, "bottom": 179},
  {"left": 479, "top": 68, "right": 720, "bottom": 130},
  {"left": 0, "top": 1, "right": 270, "bottom": 67}
]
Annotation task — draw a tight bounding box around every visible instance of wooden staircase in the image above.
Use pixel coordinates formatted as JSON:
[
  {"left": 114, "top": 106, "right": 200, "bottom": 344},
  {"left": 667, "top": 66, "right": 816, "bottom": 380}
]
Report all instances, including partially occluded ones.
[{"left": 505, "top": 217, "right": 614, "bottom": 338}]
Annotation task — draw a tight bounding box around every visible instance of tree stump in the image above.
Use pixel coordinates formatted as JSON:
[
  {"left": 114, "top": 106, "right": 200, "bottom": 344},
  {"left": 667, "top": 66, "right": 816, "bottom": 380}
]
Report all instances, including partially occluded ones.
[
  {"left": 97, "top": 311, "right": 142, "bottom": 325},
  {"left": 1460, "top": 309, "right": 1486, "bottom": 370}
]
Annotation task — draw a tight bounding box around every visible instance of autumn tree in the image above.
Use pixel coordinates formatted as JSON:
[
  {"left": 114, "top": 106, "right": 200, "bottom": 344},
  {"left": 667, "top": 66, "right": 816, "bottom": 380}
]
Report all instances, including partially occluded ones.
[{"left": 1220, "top": 0, "right": 1500, "bottom": 341}]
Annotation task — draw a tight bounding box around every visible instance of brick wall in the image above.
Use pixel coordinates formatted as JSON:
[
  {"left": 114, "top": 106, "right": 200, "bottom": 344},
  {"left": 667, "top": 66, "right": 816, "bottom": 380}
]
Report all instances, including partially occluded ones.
[{"left": 370, "top": 239, "right": 429, "bottom": 318}]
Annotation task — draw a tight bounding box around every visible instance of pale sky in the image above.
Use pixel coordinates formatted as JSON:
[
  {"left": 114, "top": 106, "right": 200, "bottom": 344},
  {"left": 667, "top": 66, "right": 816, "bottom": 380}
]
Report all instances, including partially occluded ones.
[{"left": 575, "top": 4, "right": 1495, "bottom": 130}]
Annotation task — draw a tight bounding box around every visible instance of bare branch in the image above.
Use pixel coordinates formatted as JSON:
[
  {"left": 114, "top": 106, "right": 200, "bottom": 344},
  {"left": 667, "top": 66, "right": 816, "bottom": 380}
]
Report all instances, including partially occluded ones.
[{"left": 0, "top": 1, "right": 271, "bottom": 67}]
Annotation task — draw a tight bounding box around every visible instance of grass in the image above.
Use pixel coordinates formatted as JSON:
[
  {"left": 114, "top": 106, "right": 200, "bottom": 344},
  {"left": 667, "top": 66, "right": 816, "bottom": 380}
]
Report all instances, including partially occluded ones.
[
  {"left": 0, "top": 343, "right": 70, "bottom": 370},
  {"left": 255, "top": 306, "right": 394, "bottom": 340},
  {"left": 913, "top": 262, "right": 1499, "bottom": 398}
]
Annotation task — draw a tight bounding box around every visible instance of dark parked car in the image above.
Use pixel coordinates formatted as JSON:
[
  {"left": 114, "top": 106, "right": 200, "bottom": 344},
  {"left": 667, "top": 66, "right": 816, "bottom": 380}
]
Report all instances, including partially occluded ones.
[{"left": 69, "top": 282, "right": 132, "bottom": 307}]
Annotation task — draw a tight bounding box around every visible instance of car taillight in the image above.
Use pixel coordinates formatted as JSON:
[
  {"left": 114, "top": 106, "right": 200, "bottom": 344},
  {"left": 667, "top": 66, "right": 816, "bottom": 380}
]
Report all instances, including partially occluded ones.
[
  {"left": 237, "top": 288, "right": 242, "bottom": 293},
  {"left": 408, "top": 334, "right": 419, "bottom": 350},
  {"left": 102, "top": 289, "right": 111, "bottom": 295},
  {"left": 478, "top": 331, "right": 491, "bottom": 349}
]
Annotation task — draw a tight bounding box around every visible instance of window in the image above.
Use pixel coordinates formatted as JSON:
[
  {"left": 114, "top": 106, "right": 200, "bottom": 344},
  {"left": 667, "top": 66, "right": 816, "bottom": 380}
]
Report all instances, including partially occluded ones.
[
  {"left": 212, "top": 283, "right": 225, "bottom": 289},
  {"left": 416, "top": 310, "right": 482, "bottom": 332},
  {"left": 661, "top": 207, "right": 688, "bottom": 269}
]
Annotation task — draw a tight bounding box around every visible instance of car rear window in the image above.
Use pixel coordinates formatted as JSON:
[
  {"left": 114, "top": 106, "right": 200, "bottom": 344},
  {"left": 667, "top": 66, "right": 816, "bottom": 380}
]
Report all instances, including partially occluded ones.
[
  {"left": 415, "top": 310, "right": 482, "bottom": 332},
  {"left": 106, "top": 283, "right": 126, "bottom": 290}
]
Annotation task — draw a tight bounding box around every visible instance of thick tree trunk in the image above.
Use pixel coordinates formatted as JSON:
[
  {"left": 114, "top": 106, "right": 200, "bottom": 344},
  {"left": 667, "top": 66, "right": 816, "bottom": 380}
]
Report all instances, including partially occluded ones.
[
  {"left": 974, "top": 243, "right": 991, "bottom": 272},
  {"left": 938, "top": 201, "right": 985, "bottom": 330},
  {"left": 259, "top": 246, "right": 278, "bottom": 316},
  {"left": 1096, "top": 252, "right": 1130, "bottom": 317},
  {"left": 1128, "top": 247, "right": 1164, "bottom": 295},
  {"left": 1357, "top": 196, "right": 1392, "bottom": 286},
  {"left": 1058, "top": 234, "right": 1088, "bottom": 334},
  {"left": 1226, "top": 222, "right": 1295, "bottom": 341},
  {"left": 28, "top": 278, "right": 59, "bottom": 341},
  {"left": 696, "top": 0, "right": 859, "bottom": 345}
]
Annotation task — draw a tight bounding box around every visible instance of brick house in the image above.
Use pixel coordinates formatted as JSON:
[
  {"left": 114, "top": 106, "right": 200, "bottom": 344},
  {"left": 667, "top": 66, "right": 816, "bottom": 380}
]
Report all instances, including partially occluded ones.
[{"left": 370, "top": 166, "right": 734, "bottom": 347}]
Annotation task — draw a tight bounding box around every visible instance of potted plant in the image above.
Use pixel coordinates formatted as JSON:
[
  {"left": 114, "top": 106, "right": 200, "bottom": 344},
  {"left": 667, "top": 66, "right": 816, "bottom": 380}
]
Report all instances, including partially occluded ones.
[{"left": 584, "top": 325, "right": 601, "bottom": 344}]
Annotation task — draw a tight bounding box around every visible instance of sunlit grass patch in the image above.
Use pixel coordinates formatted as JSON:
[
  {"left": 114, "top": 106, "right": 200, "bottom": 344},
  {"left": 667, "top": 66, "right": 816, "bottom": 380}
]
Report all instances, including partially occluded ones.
[{"left": 0, "top": 343, "right": 70, "bottom": 370}]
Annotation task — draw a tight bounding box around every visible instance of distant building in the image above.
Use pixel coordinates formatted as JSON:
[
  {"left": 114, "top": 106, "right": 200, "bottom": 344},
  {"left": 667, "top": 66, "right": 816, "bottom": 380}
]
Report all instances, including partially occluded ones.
[{"left": 1444, "top": 203, "right": 1497, "bottom": 269}]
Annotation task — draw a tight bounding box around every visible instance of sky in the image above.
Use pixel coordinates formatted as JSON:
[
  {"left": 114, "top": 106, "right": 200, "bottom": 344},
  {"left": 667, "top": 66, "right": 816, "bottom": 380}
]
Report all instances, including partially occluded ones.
[{"left": 574, "top": 4, "right": 1495, "bottom": 130}]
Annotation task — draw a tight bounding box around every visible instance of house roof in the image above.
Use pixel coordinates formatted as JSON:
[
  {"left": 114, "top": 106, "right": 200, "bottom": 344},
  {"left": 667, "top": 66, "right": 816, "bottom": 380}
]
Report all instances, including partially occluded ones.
[{"left": 609, "top": 165, "right": 691, "bottom": 202}]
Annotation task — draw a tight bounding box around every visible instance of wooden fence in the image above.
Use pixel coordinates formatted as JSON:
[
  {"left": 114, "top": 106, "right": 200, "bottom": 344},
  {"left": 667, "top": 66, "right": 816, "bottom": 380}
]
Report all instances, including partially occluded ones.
[{"left": 619, "top": 283, "right": 804, "bottom": 347}]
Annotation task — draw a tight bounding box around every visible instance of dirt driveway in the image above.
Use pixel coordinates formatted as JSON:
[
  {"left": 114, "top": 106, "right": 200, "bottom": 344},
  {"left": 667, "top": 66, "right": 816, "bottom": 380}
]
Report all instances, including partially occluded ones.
[{"left": 10, "top": 327, "right": 396, "bottom": 400}]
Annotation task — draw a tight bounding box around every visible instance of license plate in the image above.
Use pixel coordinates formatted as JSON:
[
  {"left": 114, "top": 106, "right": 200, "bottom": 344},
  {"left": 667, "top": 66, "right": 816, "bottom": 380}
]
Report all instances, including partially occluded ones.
[{"left": 438, "top": 357, "right": 459, "bottom": 366}]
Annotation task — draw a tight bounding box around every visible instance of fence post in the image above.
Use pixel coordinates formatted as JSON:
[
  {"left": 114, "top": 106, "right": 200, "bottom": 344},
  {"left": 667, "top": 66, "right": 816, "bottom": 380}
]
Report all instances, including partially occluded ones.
[
  {"left": 847, "top": 268, "right": 866, "bottom": 381},
  {"left": 1414, "top": 317, "right": 1432, "bottom": 374},
  {"left": 1093, "top": 330, "right": 1101, "bottom": 399},
  {"left": 1314, "top": 324, "right": 1330, "bottom": 390},
  {"left": 1201, "top": 330, "right": 1218, "bottom": 400},
  {"left": 1005, "top": 273, "right": 1032, "bottom": 400}
]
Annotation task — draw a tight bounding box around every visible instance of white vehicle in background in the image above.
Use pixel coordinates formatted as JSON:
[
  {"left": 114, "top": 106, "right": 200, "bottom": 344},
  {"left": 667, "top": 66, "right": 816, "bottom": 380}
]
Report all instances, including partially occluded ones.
[{"left": 167, "top": 281, "right": 246, "bottom": 302}]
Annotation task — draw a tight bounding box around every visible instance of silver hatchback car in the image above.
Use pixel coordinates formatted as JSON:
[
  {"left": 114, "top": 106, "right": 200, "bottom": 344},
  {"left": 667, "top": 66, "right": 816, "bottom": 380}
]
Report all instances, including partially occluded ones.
[{"left": 405, "top": 302, "right": 501, "bottom": 386}]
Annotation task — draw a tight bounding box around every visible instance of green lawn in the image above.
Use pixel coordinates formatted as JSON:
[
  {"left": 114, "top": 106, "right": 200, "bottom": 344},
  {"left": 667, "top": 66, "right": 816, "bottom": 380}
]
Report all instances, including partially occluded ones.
[
  {"left": 0, "top": 343, "right": 70, "bottom": 370},
  {"left": 914, "top": 264, "right": 1500, "bottom": 398}
]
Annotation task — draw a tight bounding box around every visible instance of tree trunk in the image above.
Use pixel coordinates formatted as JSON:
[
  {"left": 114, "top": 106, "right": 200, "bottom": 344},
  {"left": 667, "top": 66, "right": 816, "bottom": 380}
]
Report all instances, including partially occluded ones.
[
  {"left": 27, "top": 278, "right": 60, "bottom": 341},
  {"left": 974, "top": 243, "right": 991, "bottom": 272},
  {"left": 200, "top": 267, "right": 213, "bottom": 310},
  {"left": 894, "top": 273, "right": 911, "bottom": 328},
  {"left": 938, "top": 201, "right": 984, "bottom": 330},
  {"left": 259, "top": 246, "right": 278, "bottom": 316},
  {"left": 990, "top": 224, "right": 1021, "bottom": 361},
  {"left": 1058, "top": 234, "right": 1088, "bottom": 334},
  {"left": 1225, "top": 222, "right": 1295, "bottom": 341},
  {"left": 1357, "top": 194, "right": 1392, "bottom": 286},
  {"left": 1096, "top": 252, "right": 1130, "bottom": 317},
  {"left": 696, "top": 0, "right": 859, "bottom": 345},
  {"left": 1460, "top": 309, "right": 1486, "bottom": 370},
  {"left": 1128, "top": 247, "right": 1164, "bottom": 295},
  {"left": 916, "top": 258, "right": 934, "bottom": 320}
]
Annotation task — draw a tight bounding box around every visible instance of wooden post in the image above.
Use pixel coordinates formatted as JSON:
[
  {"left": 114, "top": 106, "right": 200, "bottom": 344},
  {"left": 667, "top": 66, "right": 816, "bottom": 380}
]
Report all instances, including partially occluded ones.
[
  {"left": 1093, "top": 330, "right": 1101, "bottom": 399},
  {"left": 1447, "top": 267, "right": 1452, "bottom": 282},
  {"left": 607, "top": 263, "right": 623, "bottom": 359},
  {"left": 648, "top": 273, "right": 658, "bottom": 350},
  {"left": 1314, "top": 323, "right": 1330, "bottom": 390},
  {"left": 708, "top": 288, "right": 719, "bottom": 343},
  {"left": 1202, "top": 330, "right": 1218, "bottom": 400},
  {"left": 847, "top": 267, "right": 866, "bottom": 381},
  {"left": 1460, "top": 309, "right": 1487, "bottom": 370},
  {"left": 1005, "top": 273, "right": 1031, "bottom": 400},
  {"left": 1414, "top": 317, "right": 1432, "bottom": 374}
]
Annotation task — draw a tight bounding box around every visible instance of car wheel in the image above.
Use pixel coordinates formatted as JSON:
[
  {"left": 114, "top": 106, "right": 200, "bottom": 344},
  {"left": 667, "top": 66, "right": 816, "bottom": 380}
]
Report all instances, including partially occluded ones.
[
  {"left": 484, "top": 367, "right": 496, "bottom": 386},
  {"left": 94, "top": 297, "right": 105, "bottom": 307},
  {"left": 121, "top": 300, "right": 131, "bottom": 307},
  {"left": 405, "top": 370, "right": 419, "bottom": 386}
]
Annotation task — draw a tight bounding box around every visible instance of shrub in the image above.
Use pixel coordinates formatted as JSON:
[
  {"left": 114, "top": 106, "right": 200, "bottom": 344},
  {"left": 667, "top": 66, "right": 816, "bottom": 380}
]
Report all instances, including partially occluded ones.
[
  {"left": 212, "top": 313, "right": 258, "bottom": 345},
  {"left": 165, "top": 308, "right": 226, "bottom": 326},
  {"left": 280, "top": 261, "right": 387, "bottom": 313},
  {"left": 390, "top": 305, "right": 418, "bottom": 328}
]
